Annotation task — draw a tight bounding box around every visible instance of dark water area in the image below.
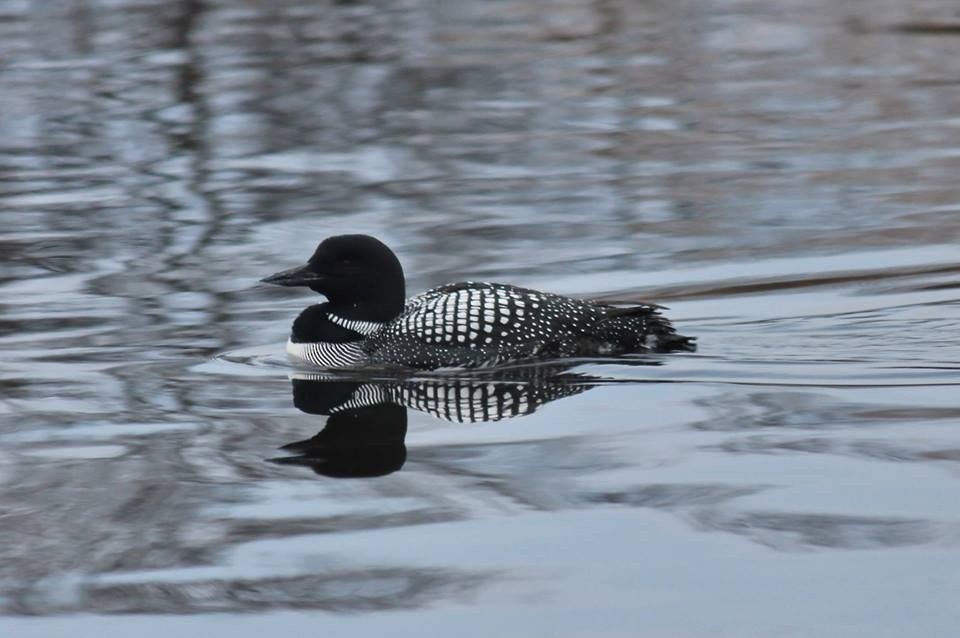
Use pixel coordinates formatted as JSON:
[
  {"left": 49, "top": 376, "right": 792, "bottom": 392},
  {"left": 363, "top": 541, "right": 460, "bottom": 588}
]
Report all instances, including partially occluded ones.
[{"left": 2, "top": 0, "right": 960, "bottom": 636}]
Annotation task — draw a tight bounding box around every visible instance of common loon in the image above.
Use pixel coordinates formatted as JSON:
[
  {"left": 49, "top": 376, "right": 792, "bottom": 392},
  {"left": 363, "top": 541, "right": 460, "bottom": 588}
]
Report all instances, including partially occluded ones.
[{"left": 262, "top": 234, "right": 695, "bottom": 370}]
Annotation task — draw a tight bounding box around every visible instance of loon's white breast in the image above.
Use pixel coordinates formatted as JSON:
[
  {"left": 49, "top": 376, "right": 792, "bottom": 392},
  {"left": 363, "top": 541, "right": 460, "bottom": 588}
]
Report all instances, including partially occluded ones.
[{"left": 286, "top": 339, "right": 366, "bottom": 368}]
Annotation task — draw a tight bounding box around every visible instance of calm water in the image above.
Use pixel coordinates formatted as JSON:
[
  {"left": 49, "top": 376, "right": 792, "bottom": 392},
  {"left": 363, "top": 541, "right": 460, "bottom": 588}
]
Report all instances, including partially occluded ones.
[{"left": 2, "top": 0, "right": 960, "bottom": 636}]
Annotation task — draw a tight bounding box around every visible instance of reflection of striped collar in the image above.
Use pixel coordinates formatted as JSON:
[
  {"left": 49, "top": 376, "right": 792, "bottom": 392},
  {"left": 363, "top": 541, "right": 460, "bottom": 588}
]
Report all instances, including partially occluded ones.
[
  {"left": 329, "top": 384, "right": 392, "bottom": 412},
  {"left": 327, "top": 313, "right": 384, "bottom": 336}
]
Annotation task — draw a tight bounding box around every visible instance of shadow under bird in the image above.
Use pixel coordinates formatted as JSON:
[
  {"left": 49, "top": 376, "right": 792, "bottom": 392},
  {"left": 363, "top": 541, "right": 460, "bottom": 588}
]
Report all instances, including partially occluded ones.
[{"left": 262, "top": 234, "right": 695, "bottom": 370}]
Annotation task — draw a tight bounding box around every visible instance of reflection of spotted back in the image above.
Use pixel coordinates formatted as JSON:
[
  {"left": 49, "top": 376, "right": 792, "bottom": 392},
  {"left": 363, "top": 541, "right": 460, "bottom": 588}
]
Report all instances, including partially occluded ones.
[
  {"left": 290, "top": 370, "right": 592, "bottom": 423},
  {"left": 363, "top": 282, "right": 645, "bottom": 369},
  {"left": 389, "top": 378, "right": 589, "bottom": 423}
]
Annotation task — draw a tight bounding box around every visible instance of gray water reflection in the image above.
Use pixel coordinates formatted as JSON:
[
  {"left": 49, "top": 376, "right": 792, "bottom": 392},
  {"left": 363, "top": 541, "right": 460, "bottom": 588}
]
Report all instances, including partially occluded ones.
[{"left": 2, "top": 0, "right": 960, "bottom": 635}]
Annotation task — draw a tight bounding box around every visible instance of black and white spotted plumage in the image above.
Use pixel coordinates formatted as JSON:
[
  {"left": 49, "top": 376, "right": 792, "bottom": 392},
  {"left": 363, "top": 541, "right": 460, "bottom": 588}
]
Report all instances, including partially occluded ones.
[
  {"left": 362, "top": 282, "right": 685, "bottom": 369},
  {"left": 263, "top": 234, "right": 695, "bottom": 371}
]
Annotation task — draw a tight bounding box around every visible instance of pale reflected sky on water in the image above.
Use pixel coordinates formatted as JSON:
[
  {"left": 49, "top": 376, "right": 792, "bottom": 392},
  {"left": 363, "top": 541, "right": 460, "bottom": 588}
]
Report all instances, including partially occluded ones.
[{"left": 1, "top": 1, "right": 960, "bottom": 636}]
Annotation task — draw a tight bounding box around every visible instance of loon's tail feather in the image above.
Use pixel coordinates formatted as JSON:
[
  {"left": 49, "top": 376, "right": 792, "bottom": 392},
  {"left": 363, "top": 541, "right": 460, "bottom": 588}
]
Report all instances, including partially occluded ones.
[
  {"left": 654, "top": 329, "right": 697, "bottom": 353},
  {"left": 598, "top": 304, "right": 697, "bottom": 353}
]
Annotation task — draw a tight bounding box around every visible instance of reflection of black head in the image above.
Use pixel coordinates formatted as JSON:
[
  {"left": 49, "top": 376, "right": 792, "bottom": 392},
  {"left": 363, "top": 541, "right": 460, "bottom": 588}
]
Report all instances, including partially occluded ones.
[{"left": 273, "top": 402, "right": 408, "bottom": 478}]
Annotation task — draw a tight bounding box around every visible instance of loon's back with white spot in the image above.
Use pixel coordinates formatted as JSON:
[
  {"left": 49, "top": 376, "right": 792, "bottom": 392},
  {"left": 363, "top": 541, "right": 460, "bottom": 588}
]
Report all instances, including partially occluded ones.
[{"left": 362, "top": 281, "right": 663, "bottom": 368}]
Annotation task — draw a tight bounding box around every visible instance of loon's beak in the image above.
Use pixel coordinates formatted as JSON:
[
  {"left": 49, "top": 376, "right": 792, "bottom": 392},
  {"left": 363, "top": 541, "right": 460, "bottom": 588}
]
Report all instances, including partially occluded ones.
[{"left": 261, "top": 263, "right": 327, "bottom": 287}]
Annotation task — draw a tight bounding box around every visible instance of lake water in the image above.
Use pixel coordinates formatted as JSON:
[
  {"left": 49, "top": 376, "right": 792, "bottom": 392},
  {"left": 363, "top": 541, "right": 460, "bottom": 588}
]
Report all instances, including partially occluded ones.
[{"left": 2, "top": 1, "right": 960, "bottom": 636}]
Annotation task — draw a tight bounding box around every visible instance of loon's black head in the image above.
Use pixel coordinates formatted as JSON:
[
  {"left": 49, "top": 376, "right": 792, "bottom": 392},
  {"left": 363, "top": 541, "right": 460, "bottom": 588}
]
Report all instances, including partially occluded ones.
[{"left": 262, "top": 234, "right": 406, "bottom": 321}]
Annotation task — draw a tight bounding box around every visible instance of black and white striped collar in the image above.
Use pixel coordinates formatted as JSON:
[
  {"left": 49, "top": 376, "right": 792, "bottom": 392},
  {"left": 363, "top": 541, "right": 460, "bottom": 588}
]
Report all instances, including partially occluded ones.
[
  {"left": 327, "top": 313, "right": 385, "bottom": 336},
  {"left": 286, "top": 339, "right": 366, "bottom": 368}
]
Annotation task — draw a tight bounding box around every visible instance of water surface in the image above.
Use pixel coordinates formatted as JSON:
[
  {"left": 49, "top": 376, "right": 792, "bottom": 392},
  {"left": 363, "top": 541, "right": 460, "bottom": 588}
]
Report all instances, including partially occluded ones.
[{"left": 2, "top": 0, "right": 960, "bottom": 636}]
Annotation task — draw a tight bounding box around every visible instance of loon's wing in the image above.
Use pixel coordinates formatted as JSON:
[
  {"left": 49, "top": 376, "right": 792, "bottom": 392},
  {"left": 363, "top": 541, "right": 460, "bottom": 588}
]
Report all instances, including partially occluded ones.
[{"left": 367, "top": 283, "right": 578, "bottom": 368}]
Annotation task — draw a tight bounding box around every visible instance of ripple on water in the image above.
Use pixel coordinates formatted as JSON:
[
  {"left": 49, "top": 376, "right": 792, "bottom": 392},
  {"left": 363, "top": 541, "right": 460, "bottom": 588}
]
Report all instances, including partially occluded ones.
[{"left": 1, "top": 0, "right": 960, "bottom": 632}]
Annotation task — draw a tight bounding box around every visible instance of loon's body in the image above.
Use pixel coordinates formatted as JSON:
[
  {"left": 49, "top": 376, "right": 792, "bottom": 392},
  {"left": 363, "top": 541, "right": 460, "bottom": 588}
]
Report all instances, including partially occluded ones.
[{"left": 263, "top": 235, "right": 694, "bottom": 370}]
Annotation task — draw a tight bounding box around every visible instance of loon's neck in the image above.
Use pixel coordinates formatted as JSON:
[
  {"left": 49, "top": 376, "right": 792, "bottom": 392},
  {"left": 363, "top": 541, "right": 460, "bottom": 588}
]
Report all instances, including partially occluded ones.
[
  {"left": 290, "top": 303, "right": 391, "bottom": 343},
  {"left": 315, "top": 269, "right": 406, "bottom": 324}
]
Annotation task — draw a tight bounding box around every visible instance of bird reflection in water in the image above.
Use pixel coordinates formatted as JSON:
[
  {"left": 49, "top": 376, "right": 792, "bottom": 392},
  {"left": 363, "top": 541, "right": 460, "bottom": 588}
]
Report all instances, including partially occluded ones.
[
  {"left": 270, "top": 362, "right": 650, "bottom": 478},
  {"left": 273, "top": 381, "right": 409, "bottom": 478}
]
